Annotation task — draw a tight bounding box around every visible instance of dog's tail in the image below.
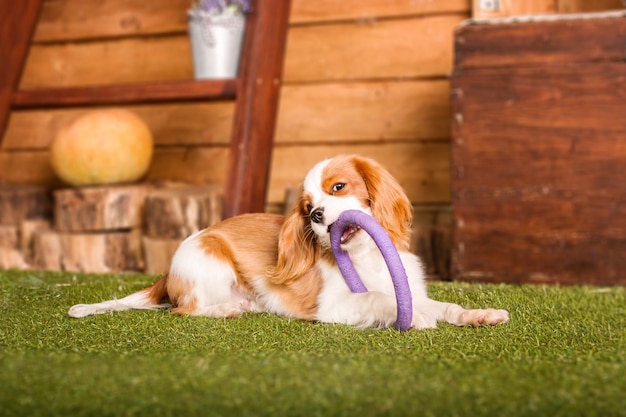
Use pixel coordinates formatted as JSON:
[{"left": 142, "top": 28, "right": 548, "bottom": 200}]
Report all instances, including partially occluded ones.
[{"left": 68, "top": 275, "right": 171, "bottom": 318}]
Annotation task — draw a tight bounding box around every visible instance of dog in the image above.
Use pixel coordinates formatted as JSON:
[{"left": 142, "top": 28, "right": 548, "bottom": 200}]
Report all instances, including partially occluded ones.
[{"left": 69, "top": 155, "right": 509, "bottom": 329}]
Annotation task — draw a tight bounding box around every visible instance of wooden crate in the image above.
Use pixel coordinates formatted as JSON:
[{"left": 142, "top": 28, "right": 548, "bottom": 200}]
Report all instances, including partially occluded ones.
[{"left": 451, "top": 12, "right": 626, "bottom": 285}]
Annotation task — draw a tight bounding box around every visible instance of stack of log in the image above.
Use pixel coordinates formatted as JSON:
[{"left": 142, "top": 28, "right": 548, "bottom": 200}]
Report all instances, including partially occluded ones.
[
  {"left": 1, "top": 183, "right": 450, "bottom": 279},
  {"left": 0, "top": 182, "right": 221, "bottom": 275},
  {"left": 0, "top": 185, "right": 52, "bottom": 269},
  {"left": 34, "top": 184, "right": 149, "bottom": 273}
]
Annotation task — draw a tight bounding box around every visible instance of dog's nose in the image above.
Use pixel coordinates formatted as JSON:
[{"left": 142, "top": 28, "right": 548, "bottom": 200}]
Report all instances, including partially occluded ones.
[{"left": 310, "top": 207, "right": 324, "bottom": 224}]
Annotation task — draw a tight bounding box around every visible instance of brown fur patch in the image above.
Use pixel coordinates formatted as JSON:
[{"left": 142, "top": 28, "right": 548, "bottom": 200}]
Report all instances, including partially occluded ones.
[
  {"left": 146, "top": 275, "right": 170, "bottom": 305},
  {"left": 269, "top": 201, "right": 318, "bottom": 285},
  {"left": 321, "top": 155, "right": 371, "bottom": 207},
  {"left": 166, "top": 271, "right": 197, "bottom": 314},
  {"left": 271, "top": 266, "right": 323, "bottom": 320},
  {"left": 350, "top": 155, "right": 412, "bottom": 249},
  {"left": 161, "top": 212, "right": 324, "bottom": 319}
]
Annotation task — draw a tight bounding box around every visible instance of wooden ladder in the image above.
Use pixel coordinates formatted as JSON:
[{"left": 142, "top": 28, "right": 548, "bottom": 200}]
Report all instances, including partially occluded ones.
[{"left": 0, "top": 0, "right": 291, "bottom": 219}]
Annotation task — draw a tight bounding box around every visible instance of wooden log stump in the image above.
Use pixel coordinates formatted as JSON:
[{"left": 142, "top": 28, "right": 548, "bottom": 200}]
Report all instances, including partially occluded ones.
[
  {"left": 20, "top": 219, "right": 51, "bottom": 264},
  {"left": 0, "top": 225, "right": 29, "bottom": 269},
  {"left": 0, "top": 185, "right": 52, "bottom": 225},
  {"left": 0, "top": 225, "right": 19, "bottom": 248},
  {"left": 410, "top": 225, "right": 451, "bottom": 281},
  {"left": 144, "top": 183, "right": 221, "bottom": 239},
  {"left": 0, "top": 248, "right": 29, "bottom": 270},
  {"left": 32, "top": 229, "right": 143, "bottom": 273},
  {"left": 142, "top": 236, "right": 181, "bottom": 275},
  {"left": 54, "top": 184, "right": 151, "bottom": 232}
]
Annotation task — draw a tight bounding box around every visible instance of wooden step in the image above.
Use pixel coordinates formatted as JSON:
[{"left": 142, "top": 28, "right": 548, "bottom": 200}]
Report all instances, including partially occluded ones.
[{"left": 12, "top": 79, "right": 238, "bottom": 109}]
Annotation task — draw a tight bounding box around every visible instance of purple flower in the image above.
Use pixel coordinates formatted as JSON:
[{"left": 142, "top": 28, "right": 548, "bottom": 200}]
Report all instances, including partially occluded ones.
[{"left": 193, "top": 0, "right": 251, "bottom": 14}]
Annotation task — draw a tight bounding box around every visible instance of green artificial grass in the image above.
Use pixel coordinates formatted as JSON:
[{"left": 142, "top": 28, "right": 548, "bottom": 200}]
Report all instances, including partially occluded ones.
[{"left": 0, "top": 269, "right": 624, "bottom": 417}]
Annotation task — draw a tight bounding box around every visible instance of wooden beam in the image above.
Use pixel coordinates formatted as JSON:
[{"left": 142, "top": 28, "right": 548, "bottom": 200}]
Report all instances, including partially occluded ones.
[
  {"left": 12, "top": 80, "right": 237, "bottom": 109},
  {"left": 0, "top": 0, "right": 42, "bottom": 141},
  {"left": 223, "top": 0, "right": 292, "bottom": 217}
]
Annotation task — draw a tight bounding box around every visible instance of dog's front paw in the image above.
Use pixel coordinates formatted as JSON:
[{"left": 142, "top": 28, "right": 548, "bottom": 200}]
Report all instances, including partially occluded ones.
[
  {"left": 461, "top": 308, "right": 509, "bottom": 327},
  {"left": 411, "top": 313, "right": 437, "bottom": 330}
]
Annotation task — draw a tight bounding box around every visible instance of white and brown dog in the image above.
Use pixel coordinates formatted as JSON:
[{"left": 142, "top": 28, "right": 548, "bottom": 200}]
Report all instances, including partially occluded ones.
[{"left": 69, "top": 155, "right": 509, "bottom": 329}]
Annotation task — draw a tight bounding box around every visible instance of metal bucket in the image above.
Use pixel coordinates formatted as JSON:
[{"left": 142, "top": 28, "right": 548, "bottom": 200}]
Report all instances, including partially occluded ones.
[{"left": 187, "top": 10, "right": 246, "bottom": 79}]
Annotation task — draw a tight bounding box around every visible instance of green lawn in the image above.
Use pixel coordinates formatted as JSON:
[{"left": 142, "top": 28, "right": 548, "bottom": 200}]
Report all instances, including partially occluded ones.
[{"left": 0, "top": 269, "right": 624, "bottom": 417}]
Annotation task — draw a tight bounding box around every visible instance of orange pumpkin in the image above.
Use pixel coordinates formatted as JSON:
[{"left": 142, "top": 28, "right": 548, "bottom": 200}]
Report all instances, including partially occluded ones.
[{"left": 50, "top": 109, "right": 154, "bottom": 186}]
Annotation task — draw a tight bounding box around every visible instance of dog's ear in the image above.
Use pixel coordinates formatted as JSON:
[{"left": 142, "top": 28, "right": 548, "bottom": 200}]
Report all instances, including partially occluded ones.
[
  {"left": 352, "top": 155, "right": 413, "bottom": 249},
  {"left": 268, "top": 195, "right": 318, "bottom": 284}
]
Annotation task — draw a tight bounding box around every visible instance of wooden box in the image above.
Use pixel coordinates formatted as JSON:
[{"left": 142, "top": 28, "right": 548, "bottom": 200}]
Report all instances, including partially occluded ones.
[{"left": 451, "top": 12, "right": 626, "bottom": 285}]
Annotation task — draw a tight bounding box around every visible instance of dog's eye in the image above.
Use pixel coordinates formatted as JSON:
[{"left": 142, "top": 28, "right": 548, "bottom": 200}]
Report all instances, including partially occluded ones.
[
  {"left": 331, "top": 183, "right": 346, "bottom": 193},
  {"left": 305, "top": 203, "right": 313, "bottom": 213}
]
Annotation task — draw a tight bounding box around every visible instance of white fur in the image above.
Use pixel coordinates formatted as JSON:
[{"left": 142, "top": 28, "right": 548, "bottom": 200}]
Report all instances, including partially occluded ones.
[
  {"left": 169, "top": 233, "right": 237, "bottom": 309},
  {"left": 68, "top": 289, "right": 168, "bottom": 318}
]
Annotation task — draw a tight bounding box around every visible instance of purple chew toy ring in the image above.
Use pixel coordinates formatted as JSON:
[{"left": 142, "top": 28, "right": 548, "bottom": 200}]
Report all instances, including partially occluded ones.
[{"left": 330, "top": 210, "right": 412, "bottom": 330}]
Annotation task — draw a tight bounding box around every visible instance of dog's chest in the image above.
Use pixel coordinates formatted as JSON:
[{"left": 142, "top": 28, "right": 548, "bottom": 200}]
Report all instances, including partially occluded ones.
[{"left": 350, "top": 250, "right": 394, "bottom": 293}]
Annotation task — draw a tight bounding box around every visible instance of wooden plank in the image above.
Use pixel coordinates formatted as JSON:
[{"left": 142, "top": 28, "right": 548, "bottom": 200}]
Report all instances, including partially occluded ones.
[
  {"left": 3, "top": 102, "right": 234, "bottom": 150},
  {"left": 0, "top": 142, "right": 451, "bottom": 205},
  {"left": 454, "top": 222, "right": 626, "bottom": 286},
  {"left": 291, "top": 0, "right": 469, "bottom": 23},
  {"left": 22, "top": 15, "right": 463, "bottom": 88},
  {"left": 276, "top": 80, "right": 452, "bottom": 143},
  {"left": 34, "top": 0, "right": 189, "bottom": 42},
  {"left": 20, "top": 35, "right": 194, "bottom": 89},
  {"left": 455, "top": 13, "right": 626, "bottom": 69},
  {"left": 452, "top": 64, "right": 626, "bottom": 188},
  {"left": 33, "top": 0, "right": 469, "bottom": 43},
  {"left": 3, "top": 80, "right": 450, "bottom": 150},
  {"left": 451, "top": 62, "right": 626, "bottom": 286},
  {"left": 146, "top": 146, "right": 229, "bottom": 189},
  {"left": 13, "top": 80, "right": 237, "bottom": 109},
  {"left": 268, "top": 143, "right": 451, "bottom": 205},
  {"left": 2, "top": 146, "right": 452, "bottom": 206},
  {"left": 284, "top": 15, "right": 465, "bottom": 82},
  {"left": 151, "top": 143, "right": 452, "bottom": 204},
  {"left": 0, "top": 152, "right": 57, "bottom": 185}
]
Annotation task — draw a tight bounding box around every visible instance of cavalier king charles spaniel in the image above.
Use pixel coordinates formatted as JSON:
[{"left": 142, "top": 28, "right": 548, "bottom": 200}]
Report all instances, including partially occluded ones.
[{"left": 69, "top": 155, "right": 509, "bottom": 329}]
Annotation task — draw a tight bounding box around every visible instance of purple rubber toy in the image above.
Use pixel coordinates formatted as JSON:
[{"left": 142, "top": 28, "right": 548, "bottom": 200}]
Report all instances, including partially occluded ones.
[{"left": 330, "top": 210, "right": 413, "bottom": 330}]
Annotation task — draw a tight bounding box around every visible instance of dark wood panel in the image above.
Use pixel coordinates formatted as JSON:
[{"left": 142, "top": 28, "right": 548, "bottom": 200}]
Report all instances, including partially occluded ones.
[
  {"left": 454, "top": 13, "right": 626, "bottom": 69},
  {"left": 452, "top": 63, "right": 626, "bottom": 188},
  {"left": 451, "top": 54, "right": 626, "bottom": 285},
  {"left": 455, "top": 189, "right": 626, "bottom": 236},
  {"left": 454, "top": 226, "right": 626, "bottom": 285}
]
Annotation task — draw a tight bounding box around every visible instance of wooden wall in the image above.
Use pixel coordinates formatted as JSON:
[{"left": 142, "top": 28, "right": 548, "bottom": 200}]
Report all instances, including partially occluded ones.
[
  {"left": 1, "top": 0, "right": 622, "bottom": 234},
  {"left": 1, "top": 0, "right": 466, "bottom": 221}
]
